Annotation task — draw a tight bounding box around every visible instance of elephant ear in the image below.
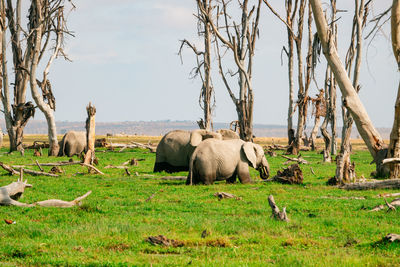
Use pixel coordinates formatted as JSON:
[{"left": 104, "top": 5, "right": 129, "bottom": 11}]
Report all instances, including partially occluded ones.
[
  {"left": 189, "top": 129, "right": 207, "bottom": 146},
  {"left": 242, "top": 142, "right": 257, "bottom": 168}
]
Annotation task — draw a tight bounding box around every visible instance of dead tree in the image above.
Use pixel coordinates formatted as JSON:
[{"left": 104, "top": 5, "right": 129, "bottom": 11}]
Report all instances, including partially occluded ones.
[
  {"left": 198, "top": 0, "right": 261, "bottom": 141},
  {"left": 320, "top": 65, "right": 332, "bottom": 162},
  {"left": 84, "top": 103, "right": 96, "bottom": 167},
  {"left": 335, "top": 0, "right": 370, "bottom": 184},
  {"left": 265, "top": 1, "right": 318, "bottom": 154},
  {"left": 309, "top": 89, "right": 325, "bottom": 150},
  {"left": 310, "top": 0, "right": 386, "bottom": 174},
  {"left": 388, "top": 0, "right": 400, "bottom": 178},
  {"left": 0, "top": 0, "right": 73, "bottom": 155},
  {"left": 179, "top": 0, "right": 214, "bottom": 131}
]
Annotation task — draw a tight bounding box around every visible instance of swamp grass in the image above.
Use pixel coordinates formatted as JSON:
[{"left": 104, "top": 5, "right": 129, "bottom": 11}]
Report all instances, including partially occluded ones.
[{"left": 0, "top": 137, "right": 399, "bottom": 266}]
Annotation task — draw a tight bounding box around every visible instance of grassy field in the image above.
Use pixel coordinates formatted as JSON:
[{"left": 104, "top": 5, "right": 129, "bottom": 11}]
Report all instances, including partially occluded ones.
[{"left": 0, "top": 135, "right": 399, "bottom": 266}]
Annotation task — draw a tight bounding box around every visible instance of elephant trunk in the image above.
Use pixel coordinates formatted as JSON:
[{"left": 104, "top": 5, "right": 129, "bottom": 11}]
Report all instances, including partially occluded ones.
[{"left": 259, "top": 165, "right": 269, "bottom": 180}]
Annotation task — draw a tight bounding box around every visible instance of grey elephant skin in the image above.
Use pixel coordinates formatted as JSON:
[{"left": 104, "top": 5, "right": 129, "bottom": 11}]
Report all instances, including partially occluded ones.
[
  {"left": 187, "top": 139, "right": 270, "bottom": 185},
  {"left": 58, "top": 131, "right": 87, "bottom": 157},
  {"left": 153, "top": 129, "right": 238, "bottom": 173}
]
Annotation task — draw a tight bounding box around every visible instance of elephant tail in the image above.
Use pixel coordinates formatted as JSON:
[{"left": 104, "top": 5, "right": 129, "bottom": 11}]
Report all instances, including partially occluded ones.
[
  {"left": 58, "top": 134, "right": 67, "bottom": 156},
  {"left": 186, "top": 155, "right": 196, "bottom": 186}
]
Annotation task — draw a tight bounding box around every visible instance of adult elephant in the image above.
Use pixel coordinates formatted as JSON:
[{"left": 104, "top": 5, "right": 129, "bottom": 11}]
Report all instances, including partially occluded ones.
[
  {"left": 153, "top": 129, "right": 225, "bottom": 173},
  {"left": 58, "top": 131, "right": 87, "bottom": 157},
  {"left": 187, "top": 139, "right": 270, "bottom": 185}
]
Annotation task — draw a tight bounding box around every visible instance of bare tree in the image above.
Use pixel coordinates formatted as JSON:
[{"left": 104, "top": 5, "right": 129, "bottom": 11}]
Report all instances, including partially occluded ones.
[
  {"left": 335, "top": 0, "right": 370, "bottom": 183},
  {"left": 179, "top": 0, "right": 214, "bottom": 131},
  {"left": 320, "top": 65, "right": 332, "bottom": 162},
  {"left": 264, "top": 1, "right": 317, "bottom": 154},
  {"left": 0, "top": 0, "right": 73, "bottom": 155},
  {"left": 309, "top": 89, "right": 324, "bottom": 150},
  {"left": 310, "top": 0, "right": 386, "bottom": 173},
  {"left": 388, "top": 0, "right": 400, "bottom": 178},
  {"left": 198, "top": 0, "right": 261, "bottom": 141}
]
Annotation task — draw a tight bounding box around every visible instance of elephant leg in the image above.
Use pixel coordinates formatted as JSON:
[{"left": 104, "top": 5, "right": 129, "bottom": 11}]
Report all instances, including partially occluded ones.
[
  {"left": 226, "top": 172, "right": 237, "bottom": 184},
  {"left": 154, "top": 162, "right": 188, "bottom": 173},
  {"left": 237, "top": 169, "right": 252, "bottom": 184}
]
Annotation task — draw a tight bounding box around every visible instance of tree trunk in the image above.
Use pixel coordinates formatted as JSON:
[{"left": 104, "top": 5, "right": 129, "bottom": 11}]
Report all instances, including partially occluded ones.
[
  {"left": 329, "top": 71, "right": 337, "bottom": 155},
  {"left": 388, "top": 0, "right": 400, "bottom": 178},
  {"left": 310, "top": 0, "right": 385, "bottom": 167},
  {"left": 310, "top": 115, "right": 320, "bottom": 151},
  {"left": 203, "top": 17, "right": 213, "bottom": 131},
  {"left": 84, "top": 103, "right": 96, "bottom": 165},
  {"left": 286, "top": 0, "right": 295, "bottom": 145}
]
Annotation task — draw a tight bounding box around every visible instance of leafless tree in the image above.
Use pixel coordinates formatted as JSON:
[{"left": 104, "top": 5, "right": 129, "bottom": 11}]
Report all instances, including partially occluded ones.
[
  {"left": 335, "top": 0, "right": 371, "bottom": 183},
  {"left": 309, "top": 89, "right": 324, "bottom": 151},
  {"left": 310, "top": 0, "right": 387, "bottom": 174},
  {"left": 264, "top": 0, "right": 318, "bottom": 154},
  {"left": 388, "top": 0, "right": 400, "bottom": 178},
  {"left": 0, "top": 0, "right": 73, "bottom": 155},
  {"left": 197, "top": 0, "right": 261, "bottom": 141},
  {"left": 179, "top": 0, "right": 214, "bottom": 131}
]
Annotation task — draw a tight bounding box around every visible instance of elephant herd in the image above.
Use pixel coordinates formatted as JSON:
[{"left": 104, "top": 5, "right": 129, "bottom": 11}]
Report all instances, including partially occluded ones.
[
  {"left": 154, "top": 129, "right": 270, "bottom": 185},
  {"left": 57, "top": 129, "right": 270, "bottom": 185}
]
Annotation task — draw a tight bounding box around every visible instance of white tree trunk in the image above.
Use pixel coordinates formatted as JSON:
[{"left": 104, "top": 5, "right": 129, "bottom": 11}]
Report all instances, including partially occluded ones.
[{"left": 310, "top": 0, "right": 385, "bottom": 164}]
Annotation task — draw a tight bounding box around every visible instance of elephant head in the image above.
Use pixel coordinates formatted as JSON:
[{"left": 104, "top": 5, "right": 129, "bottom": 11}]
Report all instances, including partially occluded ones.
[
  {"left": 216, "top": 129, "right": 240, "bottom": 140},
  {"left": 242, "top": 142, "right": 270, "bottom": 180},
  {"left": 189, "top": 129, "right": 222, "bottom": 147}
]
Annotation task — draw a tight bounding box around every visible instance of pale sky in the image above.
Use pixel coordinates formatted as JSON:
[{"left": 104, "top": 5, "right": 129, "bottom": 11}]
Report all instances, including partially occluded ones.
[{"left": 39, "top": 0, "right": 397, "bottom": 128}]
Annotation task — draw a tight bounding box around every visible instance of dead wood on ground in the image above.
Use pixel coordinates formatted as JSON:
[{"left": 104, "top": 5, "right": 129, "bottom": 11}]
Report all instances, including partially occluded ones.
[
  {"left": 370, "top": 198, "right": 400, "bottom": 212},
  {"left": 340, "top": 179, "right": 400, "bottom": 190},
  {"left": 268, "top": 164, "right": 303, "bottom": 184},
  {"left": 214, "top": 192, "right": 242, "bottom": 200},
  {"left": 0, "top": 162, "right": 59, "bottom": 177},
  {"left": 146, "top": 235, "right": 184, "bottom": 247},
  {"left": 281, "top": 155, "right": 308, "bottom": 164},
  {"left": 268, "top": 195, "right": 289, "bottom": 222},
  {"left": 0, "top": 176, "right": 91, "bottom": 207}
]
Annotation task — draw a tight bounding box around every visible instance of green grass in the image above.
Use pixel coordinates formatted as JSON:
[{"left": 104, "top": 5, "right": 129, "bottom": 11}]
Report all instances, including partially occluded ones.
[{"left": 0, "top": 147, "right": 400, "bottom": 266}]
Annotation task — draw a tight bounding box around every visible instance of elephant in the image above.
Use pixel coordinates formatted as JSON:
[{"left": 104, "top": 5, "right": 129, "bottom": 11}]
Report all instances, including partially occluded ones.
[
  {"left": 217, "top": 129, "right": 240, "bottom": 140},
  {"left": 153, "top": 129, "right": 225, "bottom": 173},
  {"left": 186, "top": 139, "right": 270, "bottom": 185},
  {"left": 58, "top": 131, "right": 87, "bottom": 157}
]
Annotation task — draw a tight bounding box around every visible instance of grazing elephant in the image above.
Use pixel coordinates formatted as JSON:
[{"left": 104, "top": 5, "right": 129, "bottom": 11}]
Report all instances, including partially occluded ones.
[
  {"left": 187, "top": 139, "right": 270, "bottom": 185},
  {"left": 153, "top": 129, "right": 223, "bottom": 173},
  {"left": 58, "top": 131, "right": 87, "bottom": 157},
  {"left": 217, "top": 129, "right": 240, "bottom": 140}
]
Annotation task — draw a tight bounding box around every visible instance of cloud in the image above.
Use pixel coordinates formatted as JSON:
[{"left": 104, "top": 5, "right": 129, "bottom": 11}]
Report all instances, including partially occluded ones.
[{"left": 153, "top": 3, "right": 195, "bottom": 29}]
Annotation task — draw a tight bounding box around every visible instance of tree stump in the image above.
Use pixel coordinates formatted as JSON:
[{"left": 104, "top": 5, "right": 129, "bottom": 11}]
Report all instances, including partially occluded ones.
[
  {"left": 84, "top": 103, "right": 96, "bottom": 168},
  {"left": 271, "top": 164, "right": 303, "bottom": 184}
]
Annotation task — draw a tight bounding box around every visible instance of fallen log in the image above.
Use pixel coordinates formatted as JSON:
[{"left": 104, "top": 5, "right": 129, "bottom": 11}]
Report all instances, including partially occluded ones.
[
  {"left": 268, "top": 195, "right": 289, "bottom": 222},
  {"left": 0, "top": 162, "right": 59, "bottom": 177},
  {"left": 35, "top": 160, "right": 44, "bottom": 172},
  {"left": 13, "top": 161, "right": 81, "bottom": 167},
  {"left": 146, "top": 235, "right": 184, "bottom": 247},
  {"left": 378, "top": 192, "right": 400, "bottom": 198},
  {"left": 340, "top": 179, "right": 400, "bottom": 190},
  {"left": 0, "top": 176, "right": 91, "bottom": 207},
  {"left": 383, "top": 233, "right": 400, "bottom": 242},
  {"left": 281, "top": 155, "right": 308, "bottom": 165},
  {"left": 104, "top": 165, "right": 128, "bottom": 169},
  {"left": 80, "top": 163, "right": 104, "bottom": 175},
  {"left": 108, "top": 142, "right": 156, "bottom": 153},
  {"left": 214, "top": 192, "right": 242, "bottom": 200},
  {"left": 370, "top": 198, "right": 400, "bottom": 212}
]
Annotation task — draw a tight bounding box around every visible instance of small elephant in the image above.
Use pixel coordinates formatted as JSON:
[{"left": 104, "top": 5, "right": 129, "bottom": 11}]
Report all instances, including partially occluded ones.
[
  {"left": 153, "top": 129, "right": 224, "bottom": 173},
  {"left": 58, "top": 131, "right": 87, "bottom": 157},
  {"left": 187, "top": 139, "right": 270, "bottom": 185}
]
